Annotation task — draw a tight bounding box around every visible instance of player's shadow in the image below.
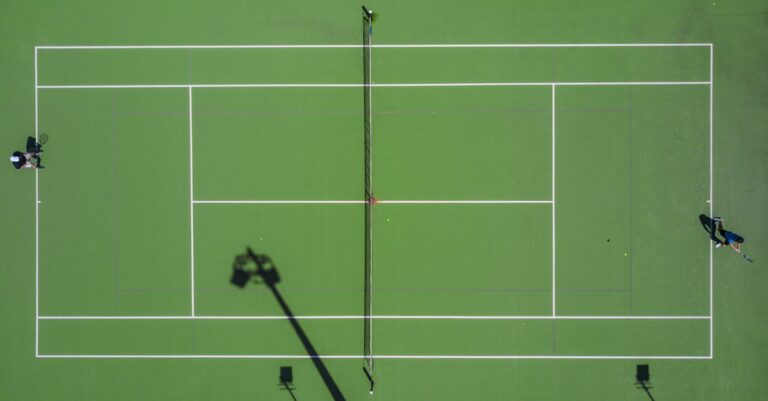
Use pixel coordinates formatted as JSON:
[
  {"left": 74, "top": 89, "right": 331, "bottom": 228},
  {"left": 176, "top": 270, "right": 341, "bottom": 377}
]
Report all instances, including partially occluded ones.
[
  {"left": 698, "top": 214, "right": 721, "bottom": 243},
  {"left": 230, "top": 247, "right": 346, "bottom": 401}
]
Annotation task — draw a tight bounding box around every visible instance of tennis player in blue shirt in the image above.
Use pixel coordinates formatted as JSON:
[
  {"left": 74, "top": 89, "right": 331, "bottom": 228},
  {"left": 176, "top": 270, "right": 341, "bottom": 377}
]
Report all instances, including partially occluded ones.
[{"left": 713, "top": 217, "right": 744, "bottom": 254}]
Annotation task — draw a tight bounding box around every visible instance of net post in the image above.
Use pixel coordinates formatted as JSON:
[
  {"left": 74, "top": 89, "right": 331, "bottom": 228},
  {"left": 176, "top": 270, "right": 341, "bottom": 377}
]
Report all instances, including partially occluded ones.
[
  {"left": 362, "top": 5, "right": 373, "bottom": 20},
  {"left": 363, "top": 366, "right": 375, "bottom": 394}
]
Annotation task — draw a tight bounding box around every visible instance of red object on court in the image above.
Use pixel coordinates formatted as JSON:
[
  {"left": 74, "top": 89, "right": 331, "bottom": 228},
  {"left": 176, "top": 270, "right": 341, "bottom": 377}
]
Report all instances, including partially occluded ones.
[{"left": 370, "top": 196, "right": 378, "bottom": 205}]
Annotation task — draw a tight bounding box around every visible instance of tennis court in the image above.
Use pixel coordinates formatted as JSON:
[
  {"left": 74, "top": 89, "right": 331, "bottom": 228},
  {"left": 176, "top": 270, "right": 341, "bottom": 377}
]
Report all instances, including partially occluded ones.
[{"left": 3, "top": 1, "right": 767, "bottom": 400}]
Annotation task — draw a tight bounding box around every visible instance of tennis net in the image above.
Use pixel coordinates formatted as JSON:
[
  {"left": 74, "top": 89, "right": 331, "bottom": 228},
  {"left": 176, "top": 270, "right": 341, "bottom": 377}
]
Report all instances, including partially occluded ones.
[{"left": 362, "top": 4, "right": 375, "bottom": 384}]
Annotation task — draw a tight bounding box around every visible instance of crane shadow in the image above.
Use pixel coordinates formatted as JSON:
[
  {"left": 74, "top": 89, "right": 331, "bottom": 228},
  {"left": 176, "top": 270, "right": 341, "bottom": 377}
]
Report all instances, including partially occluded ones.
[{"left": 231, "top": 247, "right": 346, "bottom": 401}]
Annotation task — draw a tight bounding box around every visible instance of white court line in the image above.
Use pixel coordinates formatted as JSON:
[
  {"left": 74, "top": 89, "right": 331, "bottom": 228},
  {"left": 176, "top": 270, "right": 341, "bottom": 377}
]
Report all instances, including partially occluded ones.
[
  {"left": 36, "top": 82, "right": 712, "bottom": 90},
  {"left": 38, "top": 84, "right": 360, "bottom": 89},
  {"left": 34, "top": 47, "right": 40, "bottom": 357},
  {"left": 378, "top": 200, "right": 552, "bottom": 204},
  {"left": 188, "top": 87, "right": 195, "bottom": 317},
  {"left": 551, "top": 85, "right": 557, "bottom": 317},
  {"left": 38, "top": 315, "right": 711, "bottom": 320},
  {"left": 709, "top": 44, "right": 714, "bottom": 358},
  {"left": 35, "top": 43, "right": 713, "bottom": 50},
  {"left": 36, "top": 354, "right": 712, "bottom": 360},
  {"left": 193, "top": 200, "right": 553, "bottom": 204},
  {"left": 194, "top": 200, "right": 365, "bottom": 204},
  {"left": 34, "top": 42, "right": 715, "bottom": 360}
]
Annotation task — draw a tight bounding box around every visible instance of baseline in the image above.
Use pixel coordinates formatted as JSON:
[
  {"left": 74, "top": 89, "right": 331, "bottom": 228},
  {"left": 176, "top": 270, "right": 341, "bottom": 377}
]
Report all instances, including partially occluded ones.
[
  {"left": 37, "top": 354, "right": 712, "bottom": 360},
  {"left": 35, "top": 43, "right": 713, "bottom": 50},
  {"left": 37, "top": 82, "right": 711, "bottom": 90}
]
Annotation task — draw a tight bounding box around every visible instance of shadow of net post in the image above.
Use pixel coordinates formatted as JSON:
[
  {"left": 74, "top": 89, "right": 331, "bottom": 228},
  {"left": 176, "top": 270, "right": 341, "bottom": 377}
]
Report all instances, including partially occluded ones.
[
  {"left": 230, "top": 247, "right": 346, "bottom": 401},
  {"left": 279, "top": 366, "right": 298, "bottom": 401},
  {"left": 635, "top": 364, "right": 657, "bottom": 401}
]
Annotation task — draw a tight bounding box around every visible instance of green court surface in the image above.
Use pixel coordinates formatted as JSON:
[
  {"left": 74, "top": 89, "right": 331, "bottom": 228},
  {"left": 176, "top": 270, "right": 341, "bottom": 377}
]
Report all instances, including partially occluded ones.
[{"left": 1, "top": 1, "right": 767, "bottom": 400}]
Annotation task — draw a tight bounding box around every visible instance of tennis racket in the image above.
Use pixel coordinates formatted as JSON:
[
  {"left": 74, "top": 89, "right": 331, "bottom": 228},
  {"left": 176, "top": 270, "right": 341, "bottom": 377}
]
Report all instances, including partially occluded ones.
[
  {"left": 39, "top": 133, "right": 49, "bottom": 145},
  {"left": 743, "top": 253, "right": 753, "bottom": 263}
]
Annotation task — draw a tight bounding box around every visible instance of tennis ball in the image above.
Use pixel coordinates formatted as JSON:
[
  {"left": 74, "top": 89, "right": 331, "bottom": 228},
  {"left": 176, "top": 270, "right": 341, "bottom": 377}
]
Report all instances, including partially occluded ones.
[{"left": 624, "top": 253, "right": 628, "bottom": 256}]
